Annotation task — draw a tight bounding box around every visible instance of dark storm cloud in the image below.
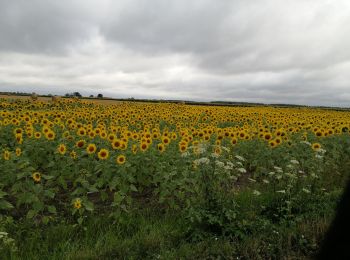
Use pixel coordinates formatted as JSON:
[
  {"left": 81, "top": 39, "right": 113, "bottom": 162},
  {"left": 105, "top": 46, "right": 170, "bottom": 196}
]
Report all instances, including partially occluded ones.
[{"left": 0, "top": 0, "right": 349, "bottom": 106}]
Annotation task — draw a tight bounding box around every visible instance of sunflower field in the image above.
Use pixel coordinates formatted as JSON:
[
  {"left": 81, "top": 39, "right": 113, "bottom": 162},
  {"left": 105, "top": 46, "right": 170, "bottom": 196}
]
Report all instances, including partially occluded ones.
[{"left": 1, "top": 97, "right": 350, "bottom": 258}]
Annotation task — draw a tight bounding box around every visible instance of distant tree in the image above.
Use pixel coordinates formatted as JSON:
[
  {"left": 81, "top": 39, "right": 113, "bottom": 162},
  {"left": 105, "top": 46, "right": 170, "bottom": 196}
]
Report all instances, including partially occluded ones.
[
  {"left": 89, "top": 95, "right": 94, "bottom": 98},
  {"left": 73, "top": 92, "right": 82, "bottom": 98},
  {"left": 97, "top": 93, "right": 103, "bottom": 98}
]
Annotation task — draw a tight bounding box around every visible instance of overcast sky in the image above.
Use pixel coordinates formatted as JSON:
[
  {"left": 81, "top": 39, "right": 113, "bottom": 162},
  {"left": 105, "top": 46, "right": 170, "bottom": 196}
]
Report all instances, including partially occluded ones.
[{"left": 0, "top": 0, "right": 350, "bottom": 106}]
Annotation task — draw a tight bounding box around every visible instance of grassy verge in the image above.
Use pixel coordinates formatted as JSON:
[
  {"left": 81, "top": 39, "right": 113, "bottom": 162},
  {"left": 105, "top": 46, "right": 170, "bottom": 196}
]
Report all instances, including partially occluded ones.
[{"left": 0, "top": 186, "right": 341, "bottom": 259}]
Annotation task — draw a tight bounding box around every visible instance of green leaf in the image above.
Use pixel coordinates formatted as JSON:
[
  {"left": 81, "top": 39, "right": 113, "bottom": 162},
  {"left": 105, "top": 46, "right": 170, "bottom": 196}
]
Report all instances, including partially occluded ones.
[
  {"left": 58, "top": 176, "right": 67, "bottom": 190},
  {"left": 130, "top": 184, "right": 138, "bottom": 192},
  {"left": 72, "top": 187, "right": 85, "bottom": 196},
  {"left": 88, "top": 186, "right": 99, "bottom": 193},
  {"left": 47, "top": 161, "right": 55, "bottom": 168},
  {"left": 16, "top": 172, "right": 28, "bottom": 180},
  {"left": 32, "top": 201, "right": 44, "bottom": 212},
  {"left": 100, "top": 190, "right": 109, "bottom": 201},
  {"left": 42, "top": 216, "right": 50, "bottom": 225},
  {"left": 84, "top": 200, "right": 94, "bottom": 211},
  {"left": 47, "top": 205, "right": 57, "bottom": 214},
  {"left": 0, "top": 200, "right": 14, "bottom": 210},
  {"left": 77, "top": 217, "right": 83, "bottom": 225},
  {"left": 0, "top": 191, "right": 7, "bottom": 199},
  {"left": 42, "top": 175, "right": 55, "bottom": 180},
  {"left": 44, "top": 190, "right": 56, "bottom": 199},
  {"left": 17, "top": 162, "right": 30, "bottom": 169},
  {"left": 113, "top": 192, "right": 124, "bottom": 206},
  {"left": 26, "top": 209, "right": 36, "bottom": 219}
]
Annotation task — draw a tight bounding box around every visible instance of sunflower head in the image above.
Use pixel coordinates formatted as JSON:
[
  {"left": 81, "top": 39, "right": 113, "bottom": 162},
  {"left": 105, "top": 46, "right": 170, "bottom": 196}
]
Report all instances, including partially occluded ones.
[
  {"left": 269, "top": 140, "right": 277, "bottom": 148},
  {"left": 34, "top": 132, "right": 42, "bottom": 139},
  {"left": 179, "top": 144, "right": 187, "bottom": 153},
  {"left": 264, "top": 133, "right": 272, "bottom": 141},
  {"left": 45, "top": 131, "right": 55, "bottom": 141},
  {"left": 70, "top": 151, "right": 77, "bottom": 159},
  {"left": 157, "top": 143, "right": 165, "bottom": 153},
  {"left": 16, "top": 148, "right": 22, "bottom": 156},
  {"left": 214, "top": 146, "right": 222, "bottom": 155},
  {"left": 86, "top": 144, "right": 97, "bottom": 154},
  {"left": 140, "top": 142, "right": 148, "bottom": 152},
  {"left": 275, "top": 137, "right": 282, "bottom": 144},
  {"left": 162, "top": 137, "right": 170, "bottom": 145},
  {"left": 57, "top": 144, "right": 67, "bottom": 155},
  {"left": 231, "top": 138, "right": 238, "bottom": 145},
  {"left": 32, "top": 172, "right": 41, "bottom": 183},
  {"left": 98, "top": 148, "right": 109, "bottom": 160},
  {"left": 76, "top": 140, "right": 86, "bottom": 148},
  {"left": 116, "top": 155, "right": 126, "bottom": 165},
  {"left": 112, "top": 139, "right": 121, "bottom": 150},
  {"left": 3, "top": 150, "right": 10, "bottom": 160},
  {"left": 132, "top": 144, "right": 138, "bottom": 154},
  {"left": 73, "top": 198, "right": 82, "bottom": 209},
  {"left": 312, "top": 143, "right": 321, "bottom": 151}
]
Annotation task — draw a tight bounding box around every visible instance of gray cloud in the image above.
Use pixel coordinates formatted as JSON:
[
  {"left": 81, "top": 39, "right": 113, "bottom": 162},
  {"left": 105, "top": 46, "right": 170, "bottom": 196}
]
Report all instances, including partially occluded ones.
[
  {"left": 0, "top": 0, "right": 350, "bottom": 106},
  {"left": 0, "top": 0, "right": 99, "bottom": 54}
]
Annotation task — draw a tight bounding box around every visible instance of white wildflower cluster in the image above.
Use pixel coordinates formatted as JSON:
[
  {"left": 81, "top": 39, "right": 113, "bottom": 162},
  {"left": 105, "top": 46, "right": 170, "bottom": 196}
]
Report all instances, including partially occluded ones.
[
  {"left": 221, "top": 146, "right": 230, "bottom": 152},
  {"left": 302, "top": 188, "right": 311, "bottom": 194},
  {"left": 193, "top": 157, "right": 210, "bottom": 166},
  {"left": 181, "top": 151, "right": 190, "bottom": 157},
  {"left": 318, "top": 148, "right": 326, "bottom": 154},
  {"left": 224, "top": 161, "right": 234, "bottom": 170},
  {"left": 235, "top": 155, "right": 245, "bottom": 161},
  {"left": 290, "top": 159, "right": 299, "bottom": 165},
  {"left": 235, "top": 161, "right": 243, "bottom": 167},
  {"left": 215, "top": 161, "right": 225, "bottom": 168},
  {"left": 210, "top": 153, "right": 220, "bottom": 158},
  {"left": 315, "top": 148, "right": 326, "bottom": 159},
  {"left": 300, "top": 141, "right": 311, "bottom": 146},
  {"left": 315, "top": 154, "right": 323, "bottom": 159},
  {"left": 237, "top": 168, "right": 247, "bottom": 173},
  {"left": 268, "top": 171, "right": 275, "bottom": 176},
  {"left": 253, "top": 190, "right": 261, "bottom": 196},
  {"left": 273, "top": 166, "right": 283, "bottom": 173}
]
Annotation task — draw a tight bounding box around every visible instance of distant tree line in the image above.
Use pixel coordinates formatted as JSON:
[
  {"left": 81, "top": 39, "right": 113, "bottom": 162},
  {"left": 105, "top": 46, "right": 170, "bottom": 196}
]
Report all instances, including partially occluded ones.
[{"left": 64, "top": 92, "right": 104, "bottom": 99}]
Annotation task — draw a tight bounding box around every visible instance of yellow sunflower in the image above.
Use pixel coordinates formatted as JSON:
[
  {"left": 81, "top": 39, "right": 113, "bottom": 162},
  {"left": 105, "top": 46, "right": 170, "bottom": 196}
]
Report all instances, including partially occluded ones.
[
  {"left": 75, "top": 140, "right": 86, "bottom": 148},
  {"left": 73, "top": 198, "right": 82, "bottom": 209},
  {"left": 116, "top": 154, "right": 126, "bottom": 165},
  {"left": 86, "top": 143, "right": 97, "bottom": 154},
  {"left": 57, "top": 144, "right": 67, "bottom": 155},
  {"left": 157, "top": 143, "right": 165, "bottom": 153},
  {"left": 45, "top": 131, "right": 55, "bottom": 141},
  {"left": 312, "top": 143, "right": 321, "bottom": 151},
  {"left": 3, "top": 150, "right": 10, "bottom": 160},
  {"left": 97, "top": 148, "right": 109, "bottom": 160},
  {"left": 16, "top": 148, "right": 22, "bottom": 156},
  {"left": 32, "top": 172, "right": 41, "bottom": 182}
]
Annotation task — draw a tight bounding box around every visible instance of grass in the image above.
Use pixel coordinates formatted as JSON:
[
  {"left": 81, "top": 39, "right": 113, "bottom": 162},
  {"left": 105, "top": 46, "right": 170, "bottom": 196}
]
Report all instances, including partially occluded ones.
[{"left": 0, "top": 186, "right": 341, "bottom": 259}]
